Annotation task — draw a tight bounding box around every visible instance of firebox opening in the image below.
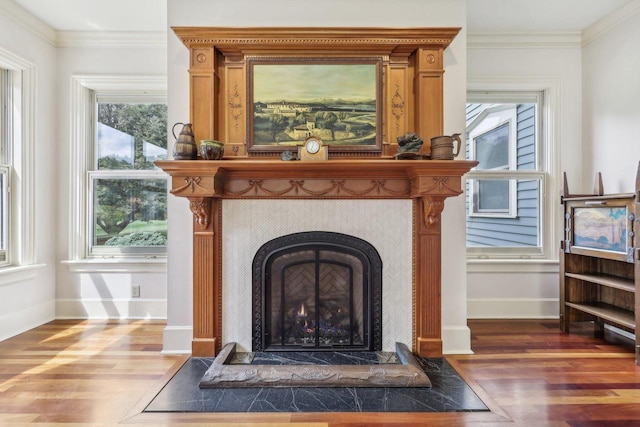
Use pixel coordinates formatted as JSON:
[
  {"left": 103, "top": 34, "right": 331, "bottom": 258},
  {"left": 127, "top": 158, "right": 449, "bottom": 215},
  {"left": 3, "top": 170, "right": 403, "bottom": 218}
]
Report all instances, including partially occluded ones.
[{"left": 252, "top": 231, "right": 382, "bottom": 352}]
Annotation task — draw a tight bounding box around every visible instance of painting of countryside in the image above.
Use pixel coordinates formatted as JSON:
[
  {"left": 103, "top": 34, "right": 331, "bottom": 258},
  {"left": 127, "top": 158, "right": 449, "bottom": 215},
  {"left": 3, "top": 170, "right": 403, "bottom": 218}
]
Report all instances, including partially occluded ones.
[
  {"left": 252, "top": 63, "right": 377, "bottom": 147},
  {"left": 573, "top": 207, "right": 627, "bottom": 253}
]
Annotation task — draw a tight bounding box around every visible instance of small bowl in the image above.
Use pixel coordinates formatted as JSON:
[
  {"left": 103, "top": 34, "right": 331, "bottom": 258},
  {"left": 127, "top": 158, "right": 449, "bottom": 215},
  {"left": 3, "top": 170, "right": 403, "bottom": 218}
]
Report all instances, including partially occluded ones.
[{"left": 199, "top": 140, "right": 224, "bottom": 160}]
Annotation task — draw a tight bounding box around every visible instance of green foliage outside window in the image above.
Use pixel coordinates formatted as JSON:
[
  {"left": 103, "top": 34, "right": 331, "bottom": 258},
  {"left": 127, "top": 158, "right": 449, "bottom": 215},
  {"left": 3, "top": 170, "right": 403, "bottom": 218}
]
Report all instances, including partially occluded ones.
[{"left": 93, "top": 103, "right": 168, "bottom": 250}]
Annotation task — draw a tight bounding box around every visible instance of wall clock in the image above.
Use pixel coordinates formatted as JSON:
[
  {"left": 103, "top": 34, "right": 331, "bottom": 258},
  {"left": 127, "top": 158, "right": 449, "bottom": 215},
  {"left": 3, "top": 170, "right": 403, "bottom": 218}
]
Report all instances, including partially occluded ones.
[{"left": 298, "top": 136, "right": 328, "bottom": 161}]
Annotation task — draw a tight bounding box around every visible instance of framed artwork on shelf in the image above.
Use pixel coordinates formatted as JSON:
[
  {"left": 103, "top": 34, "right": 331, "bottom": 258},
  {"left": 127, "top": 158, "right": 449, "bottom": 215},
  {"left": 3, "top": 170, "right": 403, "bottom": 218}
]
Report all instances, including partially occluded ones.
[{"left": 565, "top": 197, "right": 635, "bottom": 261}]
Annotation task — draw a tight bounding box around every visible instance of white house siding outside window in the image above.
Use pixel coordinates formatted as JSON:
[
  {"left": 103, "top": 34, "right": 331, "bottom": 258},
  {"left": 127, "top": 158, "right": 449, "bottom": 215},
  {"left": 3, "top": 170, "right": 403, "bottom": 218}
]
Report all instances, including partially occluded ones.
[{"left": 466, "top": 91, "right": 548, "bottom": 259}]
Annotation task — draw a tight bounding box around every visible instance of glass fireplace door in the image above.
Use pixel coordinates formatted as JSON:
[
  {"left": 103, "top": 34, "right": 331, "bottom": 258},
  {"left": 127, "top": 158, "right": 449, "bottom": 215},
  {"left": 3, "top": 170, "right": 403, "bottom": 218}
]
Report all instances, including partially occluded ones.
[{"left": 266, "top": 248, "right": 366, "bottom": 350}]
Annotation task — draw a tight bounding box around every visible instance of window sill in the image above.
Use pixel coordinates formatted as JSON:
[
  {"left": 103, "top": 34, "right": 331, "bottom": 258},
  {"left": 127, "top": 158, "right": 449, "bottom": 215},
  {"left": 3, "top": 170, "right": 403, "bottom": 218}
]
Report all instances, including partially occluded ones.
[
  {"left": 0, "top": 264, "right": 46, "bottom": 286},
  {"left": 467, "top": 258, "right": 559, "bottom": 273},
  {"left": 61, "top": 258, "right": 167, "bottom": 273}
]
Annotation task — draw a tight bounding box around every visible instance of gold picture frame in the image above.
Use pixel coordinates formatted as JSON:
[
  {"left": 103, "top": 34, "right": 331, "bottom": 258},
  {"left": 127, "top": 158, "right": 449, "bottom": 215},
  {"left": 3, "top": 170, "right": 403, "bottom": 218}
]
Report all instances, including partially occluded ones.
[{"left": 247, "top": 57, "right": 383, "bottom": 155}]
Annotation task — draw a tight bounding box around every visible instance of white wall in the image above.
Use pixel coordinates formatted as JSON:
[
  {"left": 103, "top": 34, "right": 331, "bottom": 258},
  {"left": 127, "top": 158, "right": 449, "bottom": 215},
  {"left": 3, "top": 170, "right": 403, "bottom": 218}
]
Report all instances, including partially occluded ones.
[
  {"left": 582, "top": 11, "right": 640, "bottom": 193},
  {"left": 54, "top": 43, "right": 168, "bottom": 320},
  {"left": 165, "top": 0, "right": 471, "bottom": 354},
  {"left": 466, "top": 39, "right": 583, "bottom": 318},
  {"left": 0, "top": 11, "right": 57, "bottom": 340}
]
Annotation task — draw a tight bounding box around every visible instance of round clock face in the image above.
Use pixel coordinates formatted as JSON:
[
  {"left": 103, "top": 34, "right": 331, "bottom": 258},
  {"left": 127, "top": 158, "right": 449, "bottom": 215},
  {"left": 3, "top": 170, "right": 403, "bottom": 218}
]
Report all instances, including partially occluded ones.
[{"left": 305, "top": 138, "right": 321, "bottom": 154}]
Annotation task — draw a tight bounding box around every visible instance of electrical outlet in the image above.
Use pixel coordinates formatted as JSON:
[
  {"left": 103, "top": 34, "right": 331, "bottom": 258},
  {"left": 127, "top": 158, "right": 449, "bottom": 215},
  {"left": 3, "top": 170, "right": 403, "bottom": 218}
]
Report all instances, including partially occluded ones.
[{"left": 131, "top": 284, "right": 141, "bottom": 298}]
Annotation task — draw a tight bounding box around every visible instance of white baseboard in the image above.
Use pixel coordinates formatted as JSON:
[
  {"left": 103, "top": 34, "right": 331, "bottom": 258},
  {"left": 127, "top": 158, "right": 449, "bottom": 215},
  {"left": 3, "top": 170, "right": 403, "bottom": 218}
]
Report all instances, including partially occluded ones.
[
  {"left": 442, "top": 325, "right": 473, "bottom": 355},
  {"left": 55, "top": 298, "right": 167, "bottom": 319},
  {"left": 0, "top": 300, "right": 55, "bottom": 342},
  {"left": 162, "top": 325, "right": 192, "bottom": 354},
  {"left": 468, "top": 298, "right": 559, "bottom": 319}
]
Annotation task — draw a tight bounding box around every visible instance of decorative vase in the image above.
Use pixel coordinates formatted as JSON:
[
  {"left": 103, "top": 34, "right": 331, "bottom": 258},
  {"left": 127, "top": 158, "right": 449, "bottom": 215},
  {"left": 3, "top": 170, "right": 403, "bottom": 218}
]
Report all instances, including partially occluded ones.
[
  {"left": 199, "top": 140, "right": 225, "bottom": 160},
  {"left": 172, "top": 122, "right": 198, "bottom": 160}
]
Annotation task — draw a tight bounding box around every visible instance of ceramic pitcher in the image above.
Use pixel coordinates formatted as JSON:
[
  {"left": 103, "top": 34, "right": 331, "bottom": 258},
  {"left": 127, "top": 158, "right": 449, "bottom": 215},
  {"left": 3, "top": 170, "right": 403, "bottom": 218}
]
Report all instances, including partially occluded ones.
[{"left": 172, "top": 122, "right": 198, "bottom": 160}]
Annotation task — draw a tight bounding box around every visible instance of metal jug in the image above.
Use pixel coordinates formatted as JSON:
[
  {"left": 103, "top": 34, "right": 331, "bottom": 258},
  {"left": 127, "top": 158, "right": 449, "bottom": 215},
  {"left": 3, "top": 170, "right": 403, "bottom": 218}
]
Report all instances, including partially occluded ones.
[{"left": 430, "top": 133, "right": 461, "bottom": 160}]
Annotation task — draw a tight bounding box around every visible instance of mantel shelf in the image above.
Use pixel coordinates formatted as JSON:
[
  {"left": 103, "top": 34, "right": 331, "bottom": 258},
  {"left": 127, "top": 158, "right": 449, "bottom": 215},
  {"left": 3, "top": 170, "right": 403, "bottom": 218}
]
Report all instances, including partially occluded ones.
[
  {"left": 156, "top": 159, "right": 477, "bottom": 198},
  {"left": 155, "top": 159, "right": 476, "bottom": 176}
]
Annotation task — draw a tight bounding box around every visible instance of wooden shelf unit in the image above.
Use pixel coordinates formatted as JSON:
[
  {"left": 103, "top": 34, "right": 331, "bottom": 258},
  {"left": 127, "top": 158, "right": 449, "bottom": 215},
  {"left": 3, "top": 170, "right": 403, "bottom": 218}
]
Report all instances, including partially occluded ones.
[{"left": 559, "top": 164, "right": 640, "bottom": 364}]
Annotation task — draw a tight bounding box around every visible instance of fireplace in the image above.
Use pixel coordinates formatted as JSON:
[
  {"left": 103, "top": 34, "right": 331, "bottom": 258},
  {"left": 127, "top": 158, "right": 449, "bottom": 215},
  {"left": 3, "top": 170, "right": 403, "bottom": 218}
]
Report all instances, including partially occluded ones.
[
  {"left": 252, "top": 231, "right": 382, "bottom": 352},
  {"left": 156, "top": 160, "right": 476, "bottom": 357},
  {"left": 157, "top": 26, "right": 476, "bottom": 358}
]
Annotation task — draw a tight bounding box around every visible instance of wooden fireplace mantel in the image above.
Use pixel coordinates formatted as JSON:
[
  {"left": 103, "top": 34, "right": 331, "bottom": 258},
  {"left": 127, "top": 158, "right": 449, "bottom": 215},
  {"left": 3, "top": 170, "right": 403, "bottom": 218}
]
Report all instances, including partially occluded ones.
[
  {"left": 166, "top": 26, "right": 469, "bottom": 357},
  {"left": 156, "top": 159, "right": 476, "bottom": 357}
]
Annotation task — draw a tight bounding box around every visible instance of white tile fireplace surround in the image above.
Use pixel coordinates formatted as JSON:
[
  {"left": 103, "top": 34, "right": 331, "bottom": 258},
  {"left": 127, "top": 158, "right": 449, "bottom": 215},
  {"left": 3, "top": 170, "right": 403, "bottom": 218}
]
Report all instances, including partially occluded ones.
[{"left": 222, "top": 199, "right": 413, "bottom": 352}]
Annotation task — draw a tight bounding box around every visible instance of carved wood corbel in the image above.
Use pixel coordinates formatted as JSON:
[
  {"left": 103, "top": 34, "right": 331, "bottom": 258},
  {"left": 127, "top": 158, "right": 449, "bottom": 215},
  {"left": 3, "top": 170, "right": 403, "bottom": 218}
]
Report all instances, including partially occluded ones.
[
  {"left": 421, "top": 195, "right": 446, "bottom": 228},
  {"left": 188, "top": 197, "right": 212, "bottom": 229}
]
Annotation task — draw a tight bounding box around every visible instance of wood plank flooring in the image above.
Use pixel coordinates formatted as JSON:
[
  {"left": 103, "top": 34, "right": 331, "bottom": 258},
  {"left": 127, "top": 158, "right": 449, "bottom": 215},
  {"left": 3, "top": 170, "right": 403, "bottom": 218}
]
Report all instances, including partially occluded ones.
[{"left": 0, "top": 319, "right": 638, "bottom": 426}]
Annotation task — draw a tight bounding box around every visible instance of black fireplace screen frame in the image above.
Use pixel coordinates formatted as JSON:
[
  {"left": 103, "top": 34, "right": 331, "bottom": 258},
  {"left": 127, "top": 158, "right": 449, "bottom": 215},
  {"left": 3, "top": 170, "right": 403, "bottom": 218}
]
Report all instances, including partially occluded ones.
[{"left": 252, "top": 231, "right": 383, "bottom": 352}]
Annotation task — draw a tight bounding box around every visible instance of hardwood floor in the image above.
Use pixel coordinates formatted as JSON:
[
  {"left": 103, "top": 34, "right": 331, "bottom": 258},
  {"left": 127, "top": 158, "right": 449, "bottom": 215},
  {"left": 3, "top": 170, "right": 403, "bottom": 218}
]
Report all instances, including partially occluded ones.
[{"left": 0, "top": 319, "right": 639, "bottom": 426}]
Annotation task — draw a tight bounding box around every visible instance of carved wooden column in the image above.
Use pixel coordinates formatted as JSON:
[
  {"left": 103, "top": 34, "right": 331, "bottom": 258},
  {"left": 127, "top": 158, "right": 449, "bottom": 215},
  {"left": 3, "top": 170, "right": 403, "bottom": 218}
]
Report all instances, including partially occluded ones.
[
  {"left": 163, "top": 167, "right": 226, "bottom": 356},
  {"left": 188, "top": 196, "right": 221, "bottom": 356},
  {"left": 408, "top": 167, "right": 467, "bottom": 357},
  {"left": 189, "top": 46, "right": 217, "bottom": 145},
  {"left": 413, "top": 47, "right": 445, "bottom": 156}
]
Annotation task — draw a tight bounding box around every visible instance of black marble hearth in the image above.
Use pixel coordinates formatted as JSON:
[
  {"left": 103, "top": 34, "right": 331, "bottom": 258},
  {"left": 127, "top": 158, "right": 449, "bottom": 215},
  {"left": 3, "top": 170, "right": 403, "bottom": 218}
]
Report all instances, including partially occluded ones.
[
  {"left": 144, "top": 353, "right": 488, "bottom": 413},
  {"left": 199, "top": 343, "right": 431, "bottom": 388}
]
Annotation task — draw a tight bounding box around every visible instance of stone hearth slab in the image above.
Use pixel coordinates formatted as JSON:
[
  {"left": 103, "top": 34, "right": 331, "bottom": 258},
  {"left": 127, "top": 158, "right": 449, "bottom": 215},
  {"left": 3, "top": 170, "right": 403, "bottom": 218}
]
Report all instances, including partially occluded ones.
[{"left": 199, "top": 342, "right": 431, "bottom": 388}]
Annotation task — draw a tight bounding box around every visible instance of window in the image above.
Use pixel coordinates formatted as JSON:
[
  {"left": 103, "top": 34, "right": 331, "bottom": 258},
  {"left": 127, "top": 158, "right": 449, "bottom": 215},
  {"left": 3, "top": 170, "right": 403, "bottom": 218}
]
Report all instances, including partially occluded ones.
[
  {"left": 89, "top": 96, "right": 168, "bottom": 257},
  {"left": 0, "top": 68, "right": 9, "bottom": 265},
  {"left": 0, "top": 48, "right": 36, "bottom": 269},
  {"left": 466, "top": 92, "right": 547, "bottom": 258},
  {"left": 468, "top": 106, "right": 517, "bottom": 216}
]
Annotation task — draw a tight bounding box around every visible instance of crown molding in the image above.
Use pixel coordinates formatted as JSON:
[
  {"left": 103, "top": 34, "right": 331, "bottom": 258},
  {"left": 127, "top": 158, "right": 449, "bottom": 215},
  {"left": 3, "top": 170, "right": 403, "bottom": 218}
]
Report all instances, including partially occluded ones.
[
  {"left": 467, "top": 32, "right": 582, "bottom": 49},
  {"left": 582, "top": 0, "right": 640, "bottom": 47},
  {"left": 56, "top": 31, "right": 167, "bottom": 48},
  {"left": 0, "top": 0, "right": 56, "bottom": 46}
]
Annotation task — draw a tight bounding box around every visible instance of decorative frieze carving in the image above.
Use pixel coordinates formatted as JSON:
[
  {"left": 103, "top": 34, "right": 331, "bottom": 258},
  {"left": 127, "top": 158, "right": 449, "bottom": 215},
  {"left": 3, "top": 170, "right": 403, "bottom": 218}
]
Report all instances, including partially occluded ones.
[
  {"left": 225, "top": 178, "right": 411, "bottom": 198},
  {"left": 173, "top": 176, "right": 206, "bottom": 194}
]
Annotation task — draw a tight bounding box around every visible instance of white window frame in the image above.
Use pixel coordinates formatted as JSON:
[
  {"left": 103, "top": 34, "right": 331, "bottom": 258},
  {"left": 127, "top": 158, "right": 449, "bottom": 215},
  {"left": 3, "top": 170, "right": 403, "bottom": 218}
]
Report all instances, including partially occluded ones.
[
  {"left": 0, "top": 48, "right": 37, "bottom": 272},
  {"left": 0, "top": 69, "right": 9, "bottom": 266},
  {"left": 467, "top": 105, "right": 518, "bottom": 218},
  {"left": 66, "top": 76, "right": 167, "bottom": 272},
  {"left": 466, "top": 86, "right": 558, "bottom": 262},
  {"left": 88, "top": 94, "right": 168, "bottom": 258},
  {"left": 0, "top": 165, "right": 8, "bottom": 266}
]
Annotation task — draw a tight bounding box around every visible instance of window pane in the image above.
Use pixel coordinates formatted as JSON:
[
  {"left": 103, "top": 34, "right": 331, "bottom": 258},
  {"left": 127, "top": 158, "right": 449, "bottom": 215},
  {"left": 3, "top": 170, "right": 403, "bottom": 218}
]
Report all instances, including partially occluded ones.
[
  {"left": 467, "top": 178, "right": 540, "bottom": 248},
  {"left": 97, "top": 103, "right": 168, "bottom": 170},
  {"left": 92, "top": 177, "right": 167, "bottom": 249},
  {"left": 477, "top": 179, "right": 509, "bottom": 211},
  {"left": 0, "top": 169, "right": 7, "bottom": 262},
  {"left": 475, "top": 122, "right": 509, "bottom": 170}
]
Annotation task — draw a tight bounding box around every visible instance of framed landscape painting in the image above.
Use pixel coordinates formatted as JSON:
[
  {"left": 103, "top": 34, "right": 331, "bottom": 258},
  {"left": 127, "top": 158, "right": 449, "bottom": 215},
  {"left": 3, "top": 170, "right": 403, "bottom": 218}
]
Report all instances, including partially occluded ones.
[
  {"left": 247, "top": 57, "right": 382, "bottom": 154},
  {"left": 572, "top": 206, "right": 628, "bottom": 254}
]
